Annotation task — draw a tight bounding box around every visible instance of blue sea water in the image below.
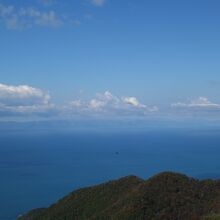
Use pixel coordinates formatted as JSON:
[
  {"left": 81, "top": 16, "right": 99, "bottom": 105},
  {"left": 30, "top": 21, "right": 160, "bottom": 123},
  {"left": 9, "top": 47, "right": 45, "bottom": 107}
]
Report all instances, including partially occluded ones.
[{"left": 1, "top": 126, "right": 220, "bottom": 220}]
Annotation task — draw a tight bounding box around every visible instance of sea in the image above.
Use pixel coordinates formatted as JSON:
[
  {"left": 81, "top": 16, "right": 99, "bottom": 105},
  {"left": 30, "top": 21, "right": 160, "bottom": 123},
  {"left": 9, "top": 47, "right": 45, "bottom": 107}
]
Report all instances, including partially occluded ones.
[{"left": 1, "top": 121, "right": 220, "bottom": 220}]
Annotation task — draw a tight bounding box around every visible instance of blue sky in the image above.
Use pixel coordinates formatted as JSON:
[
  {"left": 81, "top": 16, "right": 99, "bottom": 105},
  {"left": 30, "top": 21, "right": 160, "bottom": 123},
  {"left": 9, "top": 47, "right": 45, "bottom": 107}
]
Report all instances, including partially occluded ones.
[{"left": 0, "top": 0, "right": 220, "bottom": 120}]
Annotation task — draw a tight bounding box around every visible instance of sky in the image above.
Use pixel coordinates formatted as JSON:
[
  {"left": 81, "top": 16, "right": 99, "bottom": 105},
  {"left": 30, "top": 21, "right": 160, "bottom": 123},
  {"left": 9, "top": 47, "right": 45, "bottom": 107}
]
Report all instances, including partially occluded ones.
[{"left": 0, "top": 0, "right": 220, "bottom": 121}]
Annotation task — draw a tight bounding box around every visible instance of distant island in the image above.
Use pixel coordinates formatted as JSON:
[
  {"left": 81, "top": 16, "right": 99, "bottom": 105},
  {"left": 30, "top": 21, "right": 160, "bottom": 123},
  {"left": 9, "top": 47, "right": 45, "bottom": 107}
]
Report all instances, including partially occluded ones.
[{"left": 18, "top": 172, "right": 220, "bottom": 220}]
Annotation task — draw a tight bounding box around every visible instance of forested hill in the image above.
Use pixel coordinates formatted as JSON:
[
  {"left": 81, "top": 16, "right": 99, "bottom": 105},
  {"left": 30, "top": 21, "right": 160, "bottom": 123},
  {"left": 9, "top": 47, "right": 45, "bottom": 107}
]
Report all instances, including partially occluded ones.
[{"left": 18, "top": 172, "right": 220, "bottom": 220}]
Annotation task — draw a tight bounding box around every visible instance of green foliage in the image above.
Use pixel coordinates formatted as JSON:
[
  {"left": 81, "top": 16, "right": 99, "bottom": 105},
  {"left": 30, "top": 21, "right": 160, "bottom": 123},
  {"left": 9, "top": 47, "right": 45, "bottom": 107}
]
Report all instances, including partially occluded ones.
[
  {"left": 203, "top": 214, "right": 220, "bottom": 220},
  {"left": 18, "top": 172, "right": 220, "bottom": 220}
]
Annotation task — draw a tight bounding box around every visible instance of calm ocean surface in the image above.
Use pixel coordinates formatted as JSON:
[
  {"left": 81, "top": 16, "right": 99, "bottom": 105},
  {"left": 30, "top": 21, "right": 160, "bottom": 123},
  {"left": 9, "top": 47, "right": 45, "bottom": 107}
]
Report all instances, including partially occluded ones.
[{"left": 1, "top": 128, "right": 220, "bottom": 220}]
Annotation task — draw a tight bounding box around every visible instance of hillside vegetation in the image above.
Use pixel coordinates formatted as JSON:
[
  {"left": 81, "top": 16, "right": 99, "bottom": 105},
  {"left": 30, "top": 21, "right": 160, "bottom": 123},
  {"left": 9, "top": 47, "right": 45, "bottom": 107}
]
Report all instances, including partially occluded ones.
[{"left": 18, "top": 172, "right": 220, "bottom": 220}]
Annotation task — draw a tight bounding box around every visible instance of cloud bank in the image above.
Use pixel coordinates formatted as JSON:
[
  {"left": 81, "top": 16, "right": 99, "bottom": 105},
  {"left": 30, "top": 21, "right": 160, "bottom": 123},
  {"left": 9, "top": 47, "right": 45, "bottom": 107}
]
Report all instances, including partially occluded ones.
[
  {"left": 1, "top": 83, "right": 220, "bottom": 120},
  {"left": 0, "top": 84, "right": 158, "bottom": 119}
]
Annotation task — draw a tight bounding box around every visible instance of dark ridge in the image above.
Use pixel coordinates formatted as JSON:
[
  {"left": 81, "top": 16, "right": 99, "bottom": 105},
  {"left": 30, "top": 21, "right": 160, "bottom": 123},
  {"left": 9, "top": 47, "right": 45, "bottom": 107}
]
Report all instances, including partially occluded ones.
[{"left": 18, "top": 172, "right": 220, "bottom": 220}]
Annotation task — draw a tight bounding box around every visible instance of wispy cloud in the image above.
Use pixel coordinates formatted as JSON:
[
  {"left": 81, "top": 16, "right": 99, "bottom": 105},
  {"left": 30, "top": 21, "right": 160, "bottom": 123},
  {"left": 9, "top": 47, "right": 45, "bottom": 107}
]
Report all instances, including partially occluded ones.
[
  {"left": 0, "top": 3, "right": 62, "bottom": 29},
  {"left": 0, "top": 0, "right": 108, "bottom": 30},
  {"left": 90, "top": 0, "right": 106, "bottom": 7},
  {"left": 40, "top": 0, "right": 56, "bottom": 6},
  {"left": 172, "top": 97, "right": 220, "bottom": 109}
]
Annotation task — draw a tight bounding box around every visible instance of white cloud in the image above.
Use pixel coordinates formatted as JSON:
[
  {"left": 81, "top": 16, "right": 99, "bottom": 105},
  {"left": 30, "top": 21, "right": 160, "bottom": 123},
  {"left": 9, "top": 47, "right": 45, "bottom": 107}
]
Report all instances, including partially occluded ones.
[
  {"left": 69, "top": 100, "right": 82, "bottom": 108},
  {"left": 0, "top": 83, "right": 50, "bottom": 105},
  {"left": 89, "top": 99, "right": 106, "bottom": 110},
  {"left": 91, "top": 0, "right": 106, "bottom": 7},
  {"left": 122, "top": 96, "right": 158, "bottom": 112},
  {"left": 0, "top": 83, "right": 53, "bottom": 116},
  {"left": 122, "top": 97, "right": 146, "bottom": 108},
  {"left": 66, "top": 91, "right": 158, "bottom": 116},
  {"left": 0, "top": 85, "right": 158, "bottom": 119},
  {"left": 0, "top": 3, "right": 62, "bottom": 29},
  {"left": 172, "top": 97, "right": 220, "bottom": 109}
]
